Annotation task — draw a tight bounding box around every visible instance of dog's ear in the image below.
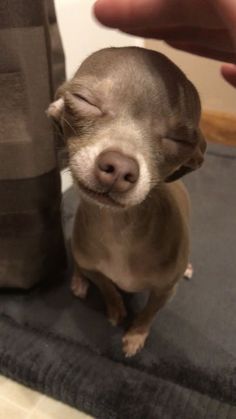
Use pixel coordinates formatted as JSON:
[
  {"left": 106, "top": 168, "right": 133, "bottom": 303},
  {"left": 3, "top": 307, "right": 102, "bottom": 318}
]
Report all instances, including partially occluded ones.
[
  {"left": 46, "top": 97, "right": 65, "bottom": 122},
  {"left": 46, "top": 81, "right": 68, "bottom": 123},
  {"left": 165, "top": 128, "right": 207, "bottom": 182}
]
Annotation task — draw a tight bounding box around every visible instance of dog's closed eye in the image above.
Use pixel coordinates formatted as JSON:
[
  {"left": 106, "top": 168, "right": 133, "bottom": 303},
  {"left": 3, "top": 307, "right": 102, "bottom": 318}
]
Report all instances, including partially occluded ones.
[
  {"left": 72, "top": 93, "right": 95, "bottom": 106},
  {"left": 167, "top": 136, "right": 194, "bottom": 147},
  {"left": 162, "top": 137, "right": 194, "bottom": 160},
  {"left": 65, "top": 91, "right": 102, "bottom": 118}
]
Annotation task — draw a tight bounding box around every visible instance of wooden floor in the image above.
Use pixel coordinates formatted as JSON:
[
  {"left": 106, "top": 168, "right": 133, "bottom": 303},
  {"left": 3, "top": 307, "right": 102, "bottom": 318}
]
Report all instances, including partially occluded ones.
[{"left": 201, "top": 110, "right": 236, "bottom": 147}]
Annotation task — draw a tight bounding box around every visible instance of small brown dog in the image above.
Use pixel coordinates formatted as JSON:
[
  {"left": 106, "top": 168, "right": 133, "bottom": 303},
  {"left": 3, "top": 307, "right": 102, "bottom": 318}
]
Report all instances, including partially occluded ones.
[{"left": 48, "top": 47, "right": 206, "bottom": 357}]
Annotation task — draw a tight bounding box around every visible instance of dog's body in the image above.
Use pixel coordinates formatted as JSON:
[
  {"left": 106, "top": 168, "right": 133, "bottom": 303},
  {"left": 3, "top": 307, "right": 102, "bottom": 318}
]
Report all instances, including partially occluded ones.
[
  {"left": 48, "top": 47, "right": 206, "bottom": 356},
  {"left": 72, "top": 181, "right": 190, "bottom": 294}
]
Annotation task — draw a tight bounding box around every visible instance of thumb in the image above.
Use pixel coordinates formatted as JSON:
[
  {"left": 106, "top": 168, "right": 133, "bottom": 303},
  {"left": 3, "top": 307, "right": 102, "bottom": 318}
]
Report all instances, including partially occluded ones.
[{"left": 221, "top": 63, "right": 236, "bottom": 87}]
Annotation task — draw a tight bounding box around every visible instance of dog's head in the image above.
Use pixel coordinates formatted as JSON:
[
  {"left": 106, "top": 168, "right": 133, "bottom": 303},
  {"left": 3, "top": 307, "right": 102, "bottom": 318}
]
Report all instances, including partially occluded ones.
[{"left": 48, "top": 47, "right": 206, "bottom": 209}]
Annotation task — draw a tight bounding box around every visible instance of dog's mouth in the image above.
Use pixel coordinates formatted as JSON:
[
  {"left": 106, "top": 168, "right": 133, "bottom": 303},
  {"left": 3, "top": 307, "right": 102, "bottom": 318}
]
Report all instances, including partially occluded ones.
[{"left": 77, "top": 181, "right": 124, "bottom": 208}]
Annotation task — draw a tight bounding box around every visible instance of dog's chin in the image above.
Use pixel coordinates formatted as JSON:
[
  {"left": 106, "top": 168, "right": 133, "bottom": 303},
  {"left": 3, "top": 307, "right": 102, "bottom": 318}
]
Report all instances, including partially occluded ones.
[{"left": 77, "top": 181, "right": 126, "bottom": 209}]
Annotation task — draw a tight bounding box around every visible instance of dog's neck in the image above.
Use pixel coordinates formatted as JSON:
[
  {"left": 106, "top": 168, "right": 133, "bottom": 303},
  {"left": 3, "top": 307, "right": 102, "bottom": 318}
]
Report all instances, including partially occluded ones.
[{"left": 78, "top": 183, "right": 170, "bottom": 233}]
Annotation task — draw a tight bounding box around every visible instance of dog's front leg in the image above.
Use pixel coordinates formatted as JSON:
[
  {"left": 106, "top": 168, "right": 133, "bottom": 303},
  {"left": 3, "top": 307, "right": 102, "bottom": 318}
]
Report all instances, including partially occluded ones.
[
  {"left": 83, "top": 270, "right": 127, "bottom": 326},
  {"left": 71, "top": 264, "right": 90, "bottom": 299},
  {"left": 122, "top": 288, "right": 174, "bottom": 357}
]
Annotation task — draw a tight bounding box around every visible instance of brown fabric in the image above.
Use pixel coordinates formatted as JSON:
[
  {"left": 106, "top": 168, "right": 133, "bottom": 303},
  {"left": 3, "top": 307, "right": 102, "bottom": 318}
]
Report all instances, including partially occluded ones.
[{"left": 0, "top": 0, "right": 66, "bottom": 288}]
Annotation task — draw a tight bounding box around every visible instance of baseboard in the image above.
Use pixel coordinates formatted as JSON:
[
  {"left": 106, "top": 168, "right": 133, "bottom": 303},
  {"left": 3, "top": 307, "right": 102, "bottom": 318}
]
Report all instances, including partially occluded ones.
[{"left": 201, "top": 110, "right": 236, "bottom": 147}]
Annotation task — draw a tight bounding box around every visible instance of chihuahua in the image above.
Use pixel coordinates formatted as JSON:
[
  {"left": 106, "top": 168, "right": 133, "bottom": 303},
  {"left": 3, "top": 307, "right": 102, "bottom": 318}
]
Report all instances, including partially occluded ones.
[{"left": 48, "top": 47, "right": 206, "bottom": 357}]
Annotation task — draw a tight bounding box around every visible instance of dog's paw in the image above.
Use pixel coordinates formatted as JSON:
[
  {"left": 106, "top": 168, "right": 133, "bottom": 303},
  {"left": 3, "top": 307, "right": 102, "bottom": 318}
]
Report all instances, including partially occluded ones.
[
  {"left": 107, "top": 299, "right": 127, "bottom": 326},
  {"left": 122, "top": 330, "right": 148, "bottom": 357},
  {"left": 71, "top": 274, "right": 89, "bottom": 299},
  {"left": 184, "top": 263, "right": 193, "bottom": 280}
]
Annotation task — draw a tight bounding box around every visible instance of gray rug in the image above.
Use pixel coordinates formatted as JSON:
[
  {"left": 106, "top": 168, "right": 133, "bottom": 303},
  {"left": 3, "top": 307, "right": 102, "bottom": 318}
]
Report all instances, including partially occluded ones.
[{"left": 0, "top": 142, "right": 236, "bottom": 419}]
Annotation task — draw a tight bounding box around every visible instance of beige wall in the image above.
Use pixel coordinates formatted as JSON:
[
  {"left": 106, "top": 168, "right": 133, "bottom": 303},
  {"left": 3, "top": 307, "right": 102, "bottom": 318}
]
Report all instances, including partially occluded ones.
[
  {"left": 146, "top": 40, "right": 236, "bottom": 114},
  {"left": 55, "top": 0, "right": 143, "bottom": 78}
]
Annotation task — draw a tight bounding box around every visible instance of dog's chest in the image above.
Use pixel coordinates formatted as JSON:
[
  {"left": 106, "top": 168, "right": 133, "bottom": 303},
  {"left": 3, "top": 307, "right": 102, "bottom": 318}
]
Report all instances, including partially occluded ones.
[
  {"left": 96, "top": 240, "right": 146, "bottom": 293},
  {"left": 75, "top": 213, "right": 148, "bottom": 292},
  {"left": 96, "top": 216, "right": 148, "bottom": 292}
]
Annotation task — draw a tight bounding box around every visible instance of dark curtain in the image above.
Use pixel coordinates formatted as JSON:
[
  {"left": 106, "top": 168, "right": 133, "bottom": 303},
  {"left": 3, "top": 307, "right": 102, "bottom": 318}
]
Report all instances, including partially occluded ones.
[{"left": 0, "top": 0, "right": 66, "bottom": 288}]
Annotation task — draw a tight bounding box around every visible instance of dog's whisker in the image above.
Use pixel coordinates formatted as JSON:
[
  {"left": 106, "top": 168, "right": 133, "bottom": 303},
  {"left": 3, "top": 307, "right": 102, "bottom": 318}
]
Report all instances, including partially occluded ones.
[{"left": 62, "top": 117, "right": 78, "bottom": 136}]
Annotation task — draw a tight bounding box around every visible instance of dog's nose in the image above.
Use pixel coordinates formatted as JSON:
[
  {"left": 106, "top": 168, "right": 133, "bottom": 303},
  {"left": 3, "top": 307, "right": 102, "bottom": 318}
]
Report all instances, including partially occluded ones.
[{"left": 95, "top": 150, "right": 139, "bottom": 193}]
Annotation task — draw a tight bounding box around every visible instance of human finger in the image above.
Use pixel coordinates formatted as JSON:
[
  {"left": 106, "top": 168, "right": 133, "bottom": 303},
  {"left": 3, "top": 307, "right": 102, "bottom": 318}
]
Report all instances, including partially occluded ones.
[
  {"left": 120, "top": 26, "right": 234, "bottom": 54},
  {"left": 221, "top": 63, "right": 236, "bottom": 87},
  {"left": 93, "top": 0, "right": 222, "bottom": 29},
  {"left": 166, "top": 41, "right": 236, "bottom": 63}
]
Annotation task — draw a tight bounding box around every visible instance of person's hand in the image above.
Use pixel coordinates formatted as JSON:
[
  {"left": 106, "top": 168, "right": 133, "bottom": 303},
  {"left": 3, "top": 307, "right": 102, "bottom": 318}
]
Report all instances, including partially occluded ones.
[{"left": 93, "top": 0, "right": 236, "bottom": 87}]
